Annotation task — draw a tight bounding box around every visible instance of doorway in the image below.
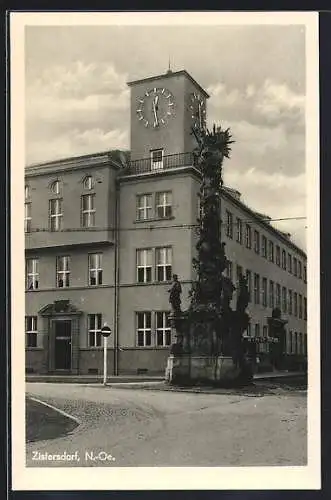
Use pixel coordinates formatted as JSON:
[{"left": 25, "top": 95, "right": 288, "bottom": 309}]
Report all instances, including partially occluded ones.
[{"left": 54, "top": 320, "right": 72, "bottom": 370}]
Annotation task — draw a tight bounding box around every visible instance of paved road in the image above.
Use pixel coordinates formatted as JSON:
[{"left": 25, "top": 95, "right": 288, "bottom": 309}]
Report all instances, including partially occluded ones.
[{"left": 25, "top": 383, "right": 307, "bottom": 467}]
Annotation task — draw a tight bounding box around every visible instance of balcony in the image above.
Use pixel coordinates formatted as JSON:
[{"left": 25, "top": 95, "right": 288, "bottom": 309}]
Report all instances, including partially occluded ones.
[{"left": 124, "top": 152, "right": 199, "bottom": 176}]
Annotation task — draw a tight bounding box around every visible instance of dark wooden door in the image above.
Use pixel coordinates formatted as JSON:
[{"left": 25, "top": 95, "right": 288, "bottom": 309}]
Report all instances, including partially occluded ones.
[{"left": 54, "top": 320, "right": 72, "bottom": 370}]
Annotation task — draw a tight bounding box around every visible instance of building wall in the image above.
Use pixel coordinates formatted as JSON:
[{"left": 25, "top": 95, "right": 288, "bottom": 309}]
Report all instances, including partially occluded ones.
[
  {"left": 129, "top": 72, "right": 208, "bottom": 161},
  {"left": 117, "top": 171, "right": 198, "bottom": 351},
  {"left": 25, "top": 163, "right": 116, "bottom": 249},
  {"left": 129, "top": 73, "right": 187, "bottom": 161},
  {"left": 219, "top": 192, "right": 307, "bottom": 354}
]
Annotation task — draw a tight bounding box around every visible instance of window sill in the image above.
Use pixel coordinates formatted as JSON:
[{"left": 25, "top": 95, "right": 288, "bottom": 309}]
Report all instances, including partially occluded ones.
[
  {"left": 135, "top": 280, "right": 172, "bottom": 286},
  {"left": 26, "top": 347, "right": 43, "bottom": 351},
  {"left": 82, "top": 347, "right": 112, "bottom": 350},
  {"left": 135, "top": 346, "right": 171, "bottom": 349},
  {"left": 134, "top": 216, "right": 175, "bottom": 224}
]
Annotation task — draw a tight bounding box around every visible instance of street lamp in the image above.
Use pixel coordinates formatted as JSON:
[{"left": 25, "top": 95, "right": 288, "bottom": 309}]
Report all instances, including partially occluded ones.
[{"left": 101, "top": 323, "right": 112, "bottom": 386}]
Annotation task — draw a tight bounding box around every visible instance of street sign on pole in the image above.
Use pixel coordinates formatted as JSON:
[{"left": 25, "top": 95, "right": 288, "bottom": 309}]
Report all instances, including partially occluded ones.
[{"left": 101, "top": 323, "right": 112, "bottom": 386}]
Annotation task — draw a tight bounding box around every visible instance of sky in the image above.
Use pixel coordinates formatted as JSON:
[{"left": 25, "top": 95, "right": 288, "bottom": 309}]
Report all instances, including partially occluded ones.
[{"left": 25, "top": 22, "right": 307, "bottom": 249}]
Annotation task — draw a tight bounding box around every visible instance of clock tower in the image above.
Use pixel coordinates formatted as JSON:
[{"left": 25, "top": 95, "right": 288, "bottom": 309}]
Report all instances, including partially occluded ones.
[{"left": 127, "top": 69, "right": 209, "bottom": 163}]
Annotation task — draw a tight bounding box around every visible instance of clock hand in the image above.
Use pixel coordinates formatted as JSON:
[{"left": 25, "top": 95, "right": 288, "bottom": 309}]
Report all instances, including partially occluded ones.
[{"left": 153, "top": 96, "right": 159, "bottom": 126}]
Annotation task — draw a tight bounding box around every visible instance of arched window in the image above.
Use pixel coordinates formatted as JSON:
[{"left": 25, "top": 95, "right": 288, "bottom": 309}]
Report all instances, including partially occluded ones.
[
  {"left": 50, "top": 180, "right": 61, "bottom": 195},
  {"left": 83, "top": 175, "right": 94, "bottom": 190}
]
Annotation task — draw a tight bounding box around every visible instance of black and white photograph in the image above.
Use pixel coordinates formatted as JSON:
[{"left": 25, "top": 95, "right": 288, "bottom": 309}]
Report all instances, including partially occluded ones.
[{"left": 10, "top": 11, "right": 320, "bottom": 490}]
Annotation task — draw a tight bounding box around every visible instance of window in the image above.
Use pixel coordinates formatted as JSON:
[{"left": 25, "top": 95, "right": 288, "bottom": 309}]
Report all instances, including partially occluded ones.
[
  {"left": 25, "top": 184, "right": 30, "bottom": 200},
  {"left": 151, "top": 149, "right": 164, "bottom": 170},
  {"left": 288, "top": 253, "right": 292, "bottom": 273},
  {"left": 304, "top": 334, "right": 307, "bottom": 355},
  {"left": 156, "top": 312, "right": 171, "bottom": 346},
  {"left": 246, "top": 270, "right": 252, "bottom": 302},
  {"left": 282, "top": 287, "right": 287, "bottom": 313},
  {"left": 236, "top": 264, "right": 243, "bottom": 285},
  {"left": 26, "top": 258, "right": 39, "bottom": 290},
  {"left": 245, "top": 224, "right": 251, "bottom": 249},
  {"left": 236, "top": 218, "right": 242, "bottom": 244},
  {"left": 226, "top": 211, "right": 233, "bottom": 238},
  {"left": 276, "top": 283, "right": 281, "bottom": 308},
  {"left": 156, "top": 247, "right": 172, "bottom": 282},
  {"left": 136, "top": 312, "right": 152, "bottom": 346},
  {"left": 255, "top": 323, "right": 260, "bottom": 338},
  {"left": 254, "top": 273, "right": 260, "bottom": 304},
  {"left": 254, "top": 230, "right": 260, "bottom": 254},
  {"left": 261, "top": 235, "right": 267, "bottom": 258},
  {"left": 298, "top": 261, "right": 302, "bottom": 279},
  {"left": 294, "top": 292, "right": 298, "bottom": 317},
  {"left": 263, "top": 325, "right": 268, "bottom": 338},
  {"left": 288, "top": 290, "right": 293, "bottom": 315},
  {"left": 268, "top": 241, "right": 274, "bottom": 262},
  {"left": 88, "top": 314, "right": 102, "bottom": 347},
  {"left": 81, "top": 194, "right": 95, "bottom": 228},
  {"left": 269, "top": 280, "right": 274, "bottom": 309},
  {"left": 50, "top": 180, "right": 61, "bottom": 195},
  {"left": 25, "top": 316, "right": 38, "bottom": 348},
  {"left": 298, "top": 333, "right": 303, "bottom": 355},
  {"left": 299, "top": 294, "right": 303, "bottom": 319},
  {"left": 136, "top": 194, "right": 152, "bottom": 221},
  {"left": 137, "top": 249, "right": 153, "bottom": 283},
  {"left": 88, "top": 253, "right": 102, "bottom": 286},
  {"left": 282, "top": 250, "right": 287, "bottom": 270},
  {"left": 83, "top": 175, "right": 94, "bottom": 190},
  {"left": 24, "top": 202, "right": 32, "bottom": 233},
  {"left": 294, "top": 332, "right": 298, "bottom": 355},
  {"left": 289, "top": 330, "right": 293, "bottom": 354},
  {"left": 226, "top": 260, "right": 233, "bottom": 281},
  {"left": 49, "top": 199, "right": 63, "bottom": 231},
  {"left": 262, "top": 278, "right": 267, "bottom": 307},
  {"left": 293, "top": 257, "right": 298, "bottom": 276},
  {"left": 156, "top": 191, "right": 172, "bottom": 218},
  {"left": 304, "top": 265, "right": 307, "bottom": 283},
  {"left": 56, "top": 256, "right": 70, "bottom": 288},
  {"left": 304, "top": 297, "right": 307, "bottom": 320},
  {"left": 246, "top": 323, "right": 251, "bottom": 336},
  {"left": 276, "top": 245, "right": 281, "bottom": 266}
]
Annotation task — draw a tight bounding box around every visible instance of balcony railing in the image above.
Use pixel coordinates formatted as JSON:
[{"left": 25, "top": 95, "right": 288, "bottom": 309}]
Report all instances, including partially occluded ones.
[{"left": 125, "top": 152, "right": 198, "bottom": 176}]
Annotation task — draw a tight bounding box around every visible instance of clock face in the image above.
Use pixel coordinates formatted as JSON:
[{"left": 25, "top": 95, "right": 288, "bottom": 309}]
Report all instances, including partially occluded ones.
[
  {"left": 189, "top": 92, "right": 206, "bottom": 130},
  {"left": 136, "top": 87, "right": 175, "bottom": 129}
]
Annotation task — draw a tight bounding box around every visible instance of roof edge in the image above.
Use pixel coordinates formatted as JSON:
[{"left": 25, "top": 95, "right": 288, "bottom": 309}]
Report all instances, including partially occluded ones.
[{"left": 127, "top": 69, "right": 209, "bottom": 99}]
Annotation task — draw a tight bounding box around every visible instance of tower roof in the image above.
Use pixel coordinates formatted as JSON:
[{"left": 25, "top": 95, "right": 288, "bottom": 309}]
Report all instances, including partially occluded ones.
[{"left": 127, "top": 69, "right": 209, "bottom": 99}]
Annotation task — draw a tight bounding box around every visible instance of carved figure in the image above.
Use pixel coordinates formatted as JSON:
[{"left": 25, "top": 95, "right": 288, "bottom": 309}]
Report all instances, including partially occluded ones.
[{"left": 168, "top": 274, "right": 182, "bottom": 313}]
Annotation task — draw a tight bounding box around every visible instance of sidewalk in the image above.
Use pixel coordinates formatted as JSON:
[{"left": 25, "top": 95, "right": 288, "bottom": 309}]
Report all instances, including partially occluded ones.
[
  {"left": 26, "top": 371, "right": 305, "bottom": 384},
  {"left": 26, "top": 374, "right": 164, "bottom": 384}
]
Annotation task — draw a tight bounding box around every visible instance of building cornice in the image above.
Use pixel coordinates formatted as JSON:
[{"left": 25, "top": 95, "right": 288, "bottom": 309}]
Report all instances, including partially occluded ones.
[
  {"left": 25, "top": 151, "right": 124, "bottom": 177},
  {"left": 127, "top": 69, "right": 210, "bottom": 99}
]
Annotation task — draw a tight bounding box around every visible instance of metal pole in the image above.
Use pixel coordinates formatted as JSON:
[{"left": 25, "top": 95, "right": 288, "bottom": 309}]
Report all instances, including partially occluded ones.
[{"left": 103, "top": 335, "right": 108, "bottom": 386}]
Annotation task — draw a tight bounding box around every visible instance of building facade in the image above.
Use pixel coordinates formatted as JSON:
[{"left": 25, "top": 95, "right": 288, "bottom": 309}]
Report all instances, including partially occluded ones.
[{"left": 25, "top": 69, "right": 307, "bottom": 375}]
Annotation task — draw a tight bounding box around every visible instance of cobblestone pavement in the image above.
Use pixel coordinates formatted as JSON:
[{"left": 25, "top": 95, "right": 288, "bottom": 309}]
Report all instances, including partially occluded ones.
[{"left": 25, "top": 383, "right": 307, "bottom": 467}]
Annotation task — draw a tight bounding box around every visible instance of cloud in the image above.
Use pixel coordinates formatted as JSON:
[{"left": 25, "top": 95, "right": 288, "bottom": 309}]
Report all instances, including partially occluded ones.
[
  {"left": 26, "top": 128, "right": 129, "bottom": 165},
  {"left": 26, "top": 61, "right": 130, "bottom": 161},
  {"left": 207, "top": 79, "right": 305, "bottom": 131}
]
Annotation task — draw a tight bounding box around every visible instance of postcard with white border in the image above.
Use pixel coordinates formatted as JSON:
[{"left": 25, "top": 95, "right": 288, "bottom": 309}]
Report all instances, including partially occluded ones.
[{"left": 10, "top": 10, "right": 320, "bottom": 491}]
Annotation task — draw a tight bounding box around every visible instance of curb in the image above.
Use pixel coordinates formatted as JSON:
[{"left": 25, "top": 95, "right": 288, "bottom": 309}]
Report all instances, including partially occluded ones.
[{"left": 27, "top": 396, "right": 81, "bottom": 425}]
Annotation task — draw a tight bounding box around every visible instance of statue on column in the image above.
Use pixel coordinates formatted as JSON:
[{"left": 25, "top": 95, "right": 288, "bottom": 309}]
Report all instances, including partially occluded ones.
[{"left": 168, "top": 274, "right": 182, "bottom": 314}]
